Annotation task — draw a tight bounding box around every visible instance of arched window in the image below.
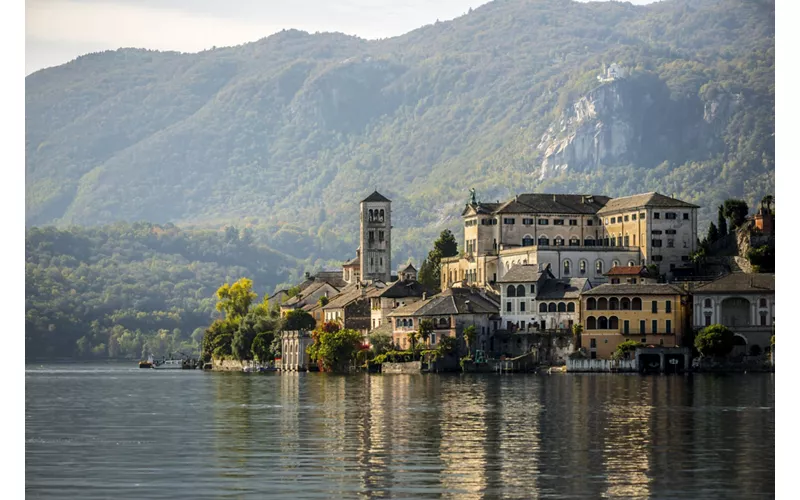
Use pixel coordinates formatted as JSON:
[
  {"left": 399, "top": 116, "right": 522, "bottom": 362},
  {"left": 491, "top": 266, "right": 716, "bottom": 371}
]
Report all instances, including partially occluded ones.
[
  {"left": 507, "top": 285, "right": 516, "bottom": 297},
  {"left": 609, "top": 316, "right": 619, "bottom": 330},
  {"left": 628, "top": 261, "right": 636, "bottom": 267},
  {"left": 597, "top": 298, "right": 608, "bottom": 310},
  {"left": 538, "top": 235, "right": 549, "bottom": 246},
  {"left": 632, "top": 298, "right": 642, "bottom": 310},
  {"left": 570, "top": 237, "right": 580, "bottom": 246},
  {"left": 612, "top": 260, "right": 620, "bottom": 268},
  {"left": 759, "top": 298, "right": 767, "bottom": 308},
  {"left": 368, "top": 209, "right": 374, "bottom": 221},
  {"left": 621, "top": 298, "right": 631, "bottom": 310},
  {"left": 563, "top": 260, "right": 571, "bottom": 275},
  {"left": 580, "top": 260, "right": 587, "bottom": 275},
  {"left": 596, "top": 260, "right": 603, "bottom": 274},
  {"left": 567, "top": 303, "right": 575, "bottom": 312},
  {"left": 396, "top": 318, "right": 402, "bottom": 327},
  {"left": 704, "top": 299, "right": 712, "bottom": 308},
  {"left": 587, "top": 316, "right": 597, "bottom": 330},
  {"left": 598, "top": 316, "right": 609, "bottom": 329},
  {"left": 624, "top": 234, "right": 629, "bottom": 246},
  {"left": 539, "top": 303, "right": 547, "bottom": 313},
  {"left": 522, "top": 235, "right": 534, "bottom": 247},
  {"left": 554, "top": 236, "right": 565, "bottom": 246},
  {"left": 379, "top": 209, "right": 385, "bottom": 221},
  {"left": 516, "top": 285, "right": 525, "bottom": 297},
  {"left": 609, "top": 298, "right": 619, "bottom": 310},
  {"left": 439, "top": 317, "right": 448, "bottom": 327},
  {"left": 587, "top": 298, "right": 596, "bottom": 310},
  {"left": 558, "top": 302, "right": 567, "bottom": 312},
  {"left": 548, "top": 303, "right": 557, "bottom": 312}
]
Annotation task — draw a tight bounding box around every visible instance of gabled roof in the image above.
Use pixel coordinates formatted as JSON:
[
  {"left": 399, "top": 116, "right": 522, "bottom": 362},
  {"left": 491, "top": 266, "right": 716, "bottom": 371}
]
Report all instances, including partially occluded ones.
[
  {"left": 536, "top": 278, "right": 591, "bottom": 300},
  {"left": 378, "top": 279, "right": 430, "bottom": 299},
  {"left": 462, "top": 202, "right": 502, "bottom": 216},
  {"left": 692, "top": 273, "right": 775, "bottom": 294},
  {"left": 400, "top": 263, "right": 417, "bottom": 272},
  {"left": 322, "top": 282, "right": 386, "bottom": 310},
  {"left": 513, "top": 194, "right": 611, "bottom": 215},
  {"left": 314, "top": 271, "right": 348, "bottom": 289},
  {"left": 498, "top": 263, "right": 554, "bottom": 283},
  {"left": 362, "top": 191, "right": 390, "bottom": 203},
  {"left": 581, "top": 283, "right": 687, "bottom": 296},
  {"left": 343, "top": 256, "right": 359, "bottom": 267},
  {"left": 597, "top": 192, "right": 699, "bottom": 214},
  {"left": 605, "top": 265, "right": 649, "bottom": 277},
  {"left": 281, "top": 281, "right": 339, "bottom": 308},
  {"left": 389, "top": 287, "right": 499, "bottom": 317}
]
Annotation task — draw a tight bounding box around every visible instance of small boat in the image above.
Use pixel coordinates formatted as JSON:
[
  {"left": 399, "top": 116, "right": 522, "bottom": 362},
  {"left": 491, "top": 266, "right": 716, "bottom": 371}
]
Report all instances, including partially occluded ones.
[
  {"left": 152, "top": 359, "right": 186, "bottom": 370},
  {"left": 138, "top": 355, "right": 154, "bottom": 369}
]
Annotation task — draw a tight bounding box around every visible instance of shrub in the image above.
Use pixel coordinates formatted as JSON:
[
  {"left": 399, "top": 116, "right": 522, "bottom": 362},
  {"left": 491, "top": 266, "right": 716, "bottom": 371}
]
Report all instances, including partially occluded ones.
[
  {"left": 695, "top": 324, "right": 735, "bottom": 357},
  {"left": 611, "top": 340, "right": 640, "bottom": 360}
]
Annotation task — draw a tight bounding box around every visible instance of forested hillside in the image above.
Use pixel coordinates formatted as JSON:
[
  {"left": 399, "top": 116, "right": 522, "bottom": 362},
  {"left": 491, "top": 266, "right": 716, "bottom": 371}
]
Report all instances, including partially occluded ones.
[
  {"left": 25, "top": 224, "right": 298, "bottom": 358},
  {"left": 25, "top": 0, "right": 775, "bottom": 264}
]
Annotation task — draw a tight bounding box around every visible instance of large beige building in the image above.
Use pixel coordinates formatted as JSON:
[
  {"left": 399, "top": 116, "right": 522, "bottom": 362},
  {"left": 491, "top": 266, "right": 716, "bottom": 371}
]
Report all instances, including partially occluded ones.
[{"left": 441, "top": 192, "right": 699, "bottom": 290}]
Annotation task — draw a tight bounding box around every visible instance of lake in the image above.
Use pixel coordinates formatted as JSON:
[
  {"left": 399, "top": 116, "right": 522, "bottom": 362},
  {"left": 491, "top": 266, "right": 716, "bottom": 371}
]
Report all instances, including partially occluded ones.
[{"left": 25, "top": 364, "right": 774, "bottom": 499}]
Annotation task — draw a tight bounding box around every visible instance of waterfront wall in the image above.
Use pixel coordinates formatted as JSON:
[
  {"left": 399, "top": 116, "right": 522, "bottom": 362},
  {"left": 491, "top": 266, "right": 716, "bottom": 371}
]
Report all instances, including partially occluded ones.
[
  {"left": 212, "top": 359, "right": 248, "bottom": 371},
  {"left": 566, "top": 358, "right": 637, "bottom": 372},
  {"left": 382, "top": 361, "right": 422, "bottom": 374}
]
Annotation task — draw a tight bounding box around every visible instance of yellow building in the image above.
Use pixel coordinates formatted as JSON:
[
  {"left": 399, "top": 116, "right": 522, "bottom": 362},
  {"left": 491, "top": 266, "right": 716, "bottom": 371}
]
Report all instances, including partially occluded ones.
[{"left": 579, "top": 284, "right": 690, "bottom": 359}]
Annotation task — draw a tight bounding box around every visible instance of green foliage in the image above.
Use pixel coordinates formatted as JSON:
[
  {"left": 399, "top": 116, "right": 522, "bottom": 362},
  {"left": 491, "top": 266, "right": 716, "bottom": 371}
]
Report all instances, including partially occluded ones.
[
  {"left": 706, "top": 221, "right": 720, "bottom": 244},
  {"left": 306, "top": 327, "right": 363, "bottom": 372},
  {"left": 695, "top": 324, "right": 735, "bottom": 357},
  {"left": 406, "top": 329, "right": 420, "bottom": 352},
  {"left": 418, "top": 319, "right": 434, "bottom": 346},
  {"left": 747, "top": 244, "right": 774, "bottom": 272},
  {"left": 317, "top": 295, "right": 329, "bottom": 307},
  {"left": 717, "top": 205, "right": 728, "bottom": 237},
  {"left": 723, "top": 199, "right": 749, "bottom": 230},
  {"left": 281, "top": 309, "right": 316, "bottom": 331},
  {"left": 611, "top": 340, "right": 640, "bottom": 360},
  {"left": 216, "top": 278, "right": 257, "bottom": 324},
  {"left": 368, "top": 331, "right": 393, "bottom": 355},
  {"left": 437, "top": 335, "right": 459, "bottom": 355},
  {"left": 463, "top": 325, "right": 477, "bottom": 356},
  {"left": 250, "top": 332, "right": 274, "bottom": 362}
]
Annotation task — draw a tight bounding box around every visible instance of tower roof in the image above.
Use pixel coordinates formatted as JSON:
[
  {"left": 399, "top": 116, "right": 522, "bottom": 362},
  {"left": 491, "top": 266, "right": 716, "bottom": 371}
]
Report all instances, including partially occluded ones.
[{"left": 362, "top": 191, "right": 391, "bottom": 203}]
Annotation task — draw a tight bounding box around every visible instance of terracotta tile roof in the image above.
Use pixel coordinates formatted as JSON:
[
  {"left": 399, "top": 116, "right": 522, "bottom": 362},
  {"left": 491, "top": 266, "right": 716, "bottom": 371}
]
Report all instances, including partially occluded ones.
[
  {"left": 605, "top": 265, "right": 648, "bottom": 276},
  {"left": 692, "top": 273, "right": 775, "bottom": 294},
  {"left": 597, "top": 192, "right": 699, "bottom": 214}
]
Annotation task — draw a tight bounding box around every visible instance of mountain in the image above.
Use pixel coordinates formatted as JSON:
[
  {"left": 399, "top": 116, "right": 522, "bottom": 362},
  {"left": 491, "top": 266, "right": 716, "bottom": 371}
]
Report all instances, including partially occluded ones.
[{"left": 25, "top": 0, "right": 774, "bottom": 265}]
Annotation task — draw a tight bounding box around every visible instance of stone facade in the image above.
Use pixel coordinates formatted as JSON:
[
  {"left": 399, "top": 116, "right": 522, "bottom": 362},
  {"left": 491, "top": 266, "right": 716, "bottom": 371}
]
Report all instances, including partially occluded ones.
[
  {"left": 280, "top": 330, "right": 314, "bottom": 371},
  {"left": 360, "top": 191, "right": 392, "bottom": 283}
]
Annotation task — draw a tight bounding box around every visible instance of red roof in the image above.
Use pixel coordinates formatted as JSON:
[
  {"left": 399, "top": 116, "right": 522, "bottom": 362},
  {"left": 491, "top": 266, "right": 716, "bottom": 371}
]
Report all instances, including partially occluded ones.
[{"left": 605, "top": 266, "right": 646, "bottom": 276}]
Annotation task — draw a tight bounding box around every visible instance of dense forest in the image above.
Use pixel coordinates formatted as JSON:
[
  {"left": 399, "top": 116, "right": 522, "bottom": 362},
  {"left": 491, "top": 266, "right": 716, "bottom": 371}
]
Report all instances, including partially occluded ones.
[
  {"left": 25, "top": 0, "right": 774, "bottom": 264},
  {"left": 25, "top": 0, "right": 774, "bottom": 359},
  {"left": 25, "top": 223, "right": 300, "bottom": 359}
]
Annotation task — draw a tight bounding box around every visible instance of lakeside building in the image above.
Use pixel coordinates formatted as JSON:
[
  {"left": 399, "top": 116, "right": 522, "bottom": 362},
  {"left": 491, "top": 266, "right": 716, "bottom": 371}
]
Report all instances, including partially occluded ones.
[
  {"left": 605, "top": 265, "right": 658, "bottom": 284},
  {"left": 388, "top": 287, "right": 501, "bottom": 352},
  {"left": 579, "top": 283, "right": 690, "bottom": 359},
  {"left": 691, "top": 273, "right": 775, "bottom": 356},
  {"left": 440, "top": 191, "right": 699, "bottom": 291}
]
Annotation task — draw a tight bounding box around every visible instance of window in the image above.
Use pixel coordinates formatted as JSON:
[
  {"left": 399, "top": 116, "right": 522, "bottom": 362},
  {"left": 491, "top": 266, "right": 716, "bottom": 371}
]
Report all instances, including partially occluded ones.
[
  {"left": 653, "top": 212, "right": 660, "bottom": 219},
  {"left": 683, "top": 213, "right": 690, "bottom": 220},
  {"left": 504, "top": 218, "right": 515, "bottom": 225},
  {"left": 506, "top": 302, "right": 512, "bottom": 312},
  {"left": 554, "top": 219, "right": 564, "bottom": 225},
  {"left": 621, "top": 298, "right": 631, "bottom": 310},
  {"left": 632, "top": 214, "right": 637, "bottom": 221},
  {"left": 538, "top": 236, "right": 549, "bottom": 246},
  {"left": 584, "top": 238, "right": 595, "bottom": 247},
  {"left": 506, "top": 285, "right": 516, "bottom": 297},
  {"left": 640, "top": 320, "right": 646, "bottom": 334},
  {"left": 563, "top": 260, "right": 571, "bottom": 275},
  {"left": 580, "top": 260, "right": 587, "bottom": 274},
  {"left": 623, "top": 320, "right": 629, "bottom": 334},
  {"left": 652, "top": 300, "right": 658, "bottom": 313},
  {"left": 666, "top": 300, "right": 672, "bottom": 313},
  {"left": 667, "top": 239, "right": 675, "bottom": 248},
  {"left": 569, "top": 237, "right": 580, "bottom": 246},
  {"left": 522, "top": 218, "right": 534, "bottom": 225},
  {"left": 590, "top": 339, "right": 597, "bottom": 348},
  {"left": 587, "top": 316, "right": 596, "bottom": 329},
  {"left": 652, "top": 255, "right": 663, "bottom": 262},
  {"left": 548, "top": 303, "right": 557, "bottom": 312},
  {"left": 430, "top": 333, "right": 436, "bottom": 345},
  {"left": 540, "top": 303, "right": 548, "bottom": 313},
  {"left": 569, "top": 219, "right": 578, "bottom": 226},
  {"left": 760, "top": 312, "right": 767, "bottom": 326},
  {"left": 587, "top": 220, "right": 594, "bottom": 226},
  {"left": 624, "top": 215, "right": 630, "bottom": 222},
  {"left": 378, "top": 230, "right": 384, "bottom": 242},
  {"left": 652, "top": 320, "right": 658, "bottom": 334},
  {"left": 651, "top": 230, "right": 663, "bottom": 235},
  {"left": 652, "top": 239, "right": 663, "bottom": 247},
  {"left": 368, "top": 230, "right": 375, "bottom": 241},
  {"left": 666, "top": 320, "right": 672, "bottom": 334},
  {"left": 587, "top": 298, "right": 596, "bottom": 310},
  {"left": 665, "top": 229, "right": 677, "bottom": 235},
  {"left": 682, "top": 255, "right": 690, "bottom": 261},
  {"left": 596, "top": 260, "right": 603, "bottom": 274},
  {"left": 605, "top": 218, "right": 609, "bottom": 225},
  {"left": 705, "top": 314, "right": 712, "bottom": 327},
  {"left": 624, "top": 235, "right": 630, "bottom": 246},
  {"left": 759, "top": 298, "right": 767, "bottom": 308},
  {"left": 558, "top": 302, "right": 567, "bottom": 312},
  {"left": 554, "top": 236, "right": 564, "bottom": 246},
  {"left": 522, "top": 236, "right": 534, "bottom": 247},
  {"left": 665, "top": 212, "right": 677, "bottom": 220},
  {"left": 640, "top": 213, "right": 646, "bottom": 219},
  {"left": 520, "top": 302, "right": 526, "bottom": 312},
  {"left": 517, "top": 285, "right": 525, "bottom": 297},
  {"left": 538, "top": 218, "right": 549, "bottom": 225},
  {"left": 568, "top": 303, "right": 575, "bottom": 312},
  {"left": 704, "top": 299, "right": 712, "bottom": 308},
  {"left": 610, "top": 217, "right": 616, "bottom": 224},
  {"left": 609, "top": 297, "right": 619, "bottom": 310},
  {"left": 530, "top": 284, "right": 535, "bottom": 294}
]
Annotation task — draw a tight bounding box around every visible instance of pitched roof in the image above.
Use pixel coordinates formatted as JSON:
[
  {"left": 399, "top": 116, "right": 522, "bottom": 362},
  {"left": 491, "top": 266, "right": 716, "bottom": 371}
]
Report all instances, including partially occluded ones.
[
  {"left": 605, "top": 265, "right": 648, "bottom": 277},
  {"left": 369, "top": 322, "right": 394, "bottom": 336},
  {"left": 400, "top": 263, "right": 417, "bottom": 272},
  {"left": 389, "top": 287, "right": 499, "bottom": 317},
  {"left": 362, "top": 191, "right": 390, "bottom": 203},
  {"left": 314, "top": 271, "right": 348, "bottom": 289},
  {"left": 281, "top": 281, "right": 339, "bottom": 308},
  {"left": 581, "top": 283, "right": 687, "bottom": 296},
  {"left": 343, "top": 256, "right": 359, "bottom": 267},
  {"left": 692, "top": 273, "right": 775, "bottom": 294},
  {"left": 378, "top": 279, "right": 430, "bottom": 299},
  {"left": 536, "top": 278, "right": 590, "bottom": 300},
  {"left": 322, "top": 282, "right": 386, "bottom": 310},
  {"left": 597, "top": 192, "right": 699, "bottom": 214},
  {"left": 498, "top": 263, "right": 554, "bottom": 283},
  {"left": 462, "top": 202, "right": 502, "bottom": 216}
]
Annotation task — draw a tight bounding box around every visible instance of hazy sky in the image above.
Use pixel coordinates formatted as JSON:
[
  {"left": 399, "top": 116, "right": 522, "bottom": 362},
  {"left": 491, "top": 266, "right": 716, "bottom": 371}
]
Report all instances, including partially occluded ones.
[{"left": 26, "top": 0, "right": 658, "bottom": 75}]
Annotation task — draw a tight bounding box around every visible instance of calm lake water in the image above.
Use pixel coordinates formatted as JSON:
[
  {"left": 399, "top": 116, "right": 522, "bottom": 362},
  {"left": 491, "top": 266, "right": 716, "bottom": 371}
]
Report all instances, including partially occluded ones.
[{"left": 26, "top": 363, "right": 774, "bottom": 499}]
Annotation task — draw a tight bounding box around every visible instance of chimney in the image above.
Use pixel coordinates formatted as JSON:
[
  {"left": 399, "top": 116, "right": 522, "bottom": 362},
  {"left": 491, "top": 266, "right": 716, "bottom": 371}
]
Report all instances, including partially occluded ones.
[
  {"left": 553, "top": 194, "right": 557, "bottom": 202},
  {"left": 422, "top": 292, "right": 427, "bottom": 300}
]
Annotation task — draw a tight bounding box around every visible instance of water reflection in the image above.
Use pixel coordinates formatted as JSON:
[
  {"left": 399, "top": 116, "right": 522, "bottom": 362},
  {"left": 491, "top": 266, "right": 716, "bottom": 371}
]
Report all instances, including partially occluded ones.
[{"left": 26, "top": 367, "right": 775, "bottom": 499}]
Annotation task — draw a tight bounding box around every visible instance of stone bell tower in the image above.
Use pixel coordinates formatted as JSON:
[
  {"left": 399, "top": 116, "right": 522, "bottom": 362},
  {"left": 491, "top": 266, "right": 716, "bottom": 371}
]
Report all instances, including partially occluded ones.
[{"left": 360, "top": 191, "right": 391, "bottom": 283}]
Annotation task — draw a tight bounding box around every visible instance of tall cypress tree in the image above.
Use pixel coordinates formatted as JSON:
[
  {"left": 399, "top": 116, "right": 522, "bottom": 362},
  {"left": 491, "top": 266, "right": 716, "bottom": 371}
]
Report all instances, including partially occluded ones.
[{"left": 717, "top": 205, "right": 728, "bottom": 237}]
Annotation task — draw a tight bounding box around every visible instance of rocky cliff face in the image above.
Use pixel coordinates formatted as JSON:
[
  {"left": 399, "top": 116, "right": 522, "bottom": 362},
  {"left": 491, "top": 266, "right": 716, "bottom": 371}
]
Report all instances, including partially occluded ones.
[{"left": 536, "top": 75, "right": 731, "bottom": 179}]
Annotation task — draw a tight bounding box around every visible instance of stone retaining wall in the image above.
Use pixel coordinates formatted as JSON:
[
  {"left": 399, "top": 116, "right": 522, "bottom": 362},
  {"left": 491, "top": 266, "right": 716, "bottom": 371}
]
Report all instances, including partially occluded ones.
[
  {"left": 212, "top": 359, "right": 248, "bottom": 371},
  {"left": 382, "top": 361, "right": 422, "bottom": 374},
  {"left": 566, "top": 358, "right": 637, "bottom": 372}
]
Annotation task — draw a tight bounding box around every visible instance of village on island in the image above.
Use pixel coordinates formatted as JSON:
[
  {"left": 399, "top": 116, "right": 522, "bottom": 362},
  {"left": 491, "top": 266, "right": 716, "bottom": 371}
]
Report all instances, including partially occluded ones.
[{"left": 259, "top": 187, "right": 776, "bottom": 375}]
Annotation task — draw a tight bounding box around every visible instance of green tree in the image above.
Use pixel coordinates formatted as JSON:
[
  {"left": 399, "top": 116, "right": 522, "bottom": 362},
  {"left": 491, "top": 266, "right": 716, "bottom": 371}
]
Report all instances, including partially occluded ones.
[
  {"left": 368, "top": 331, "right": 393, "bottom": 355},
  {"left": 611, "top": 340, "right": 640, "bottom": 360},
  {"left": 216, "top": 278, "right": 257, "bottom": 323},
  {"left": 418, "top": 319, "right": 434, "bottom": 347},
  {"left": 572, "top": 324, "right": 583, "bottom": 350},
  {"left": 282, "top": 309, "right": 316, "bottom": 331},
  {"left": 307, "top": 327, "right": 363, "bottom": 372},
  {"left": 418, "top": 229, "right": 459, "bottom": 292},
  {"left": 761, "top": 195, "right": 774, "bottom": 213},
  {"left": 747, "top": 244, "right": 774, "bottom": 272},
  {"left": 250, "top": 332, "right": 274, "bottom": 362},
  {"left": 318, "top": 295, "right": 329, "bottom": 307},
  {"left": 723, "top": 199, "right": 749, "bottom": 230},
  {"left": 706, "top": 221, "right": 719, "bottom": 244},
  {"left": 437, "top": 335, "right": 458, "bottom": 355},
  {"left": 463, "top": 325, "right": 477, "bottom": 357},
  {"left": 406, "top": 329, "right": 419, "bottom": 352},
  {"left": 695, "top": 324, "right": 735, "bottom": 358},
  {"left": 717, "top": 205, "right": 728, "bottom": 237}
]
